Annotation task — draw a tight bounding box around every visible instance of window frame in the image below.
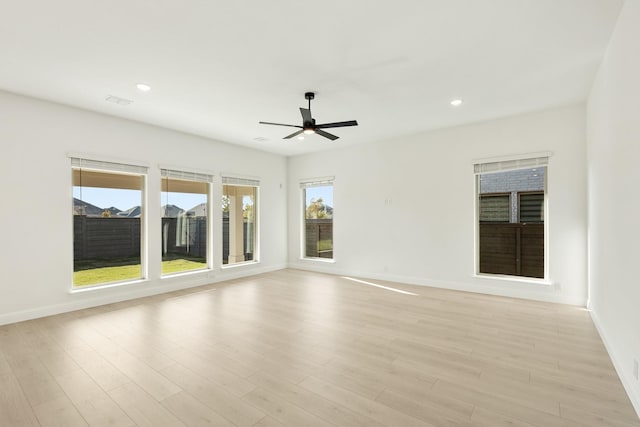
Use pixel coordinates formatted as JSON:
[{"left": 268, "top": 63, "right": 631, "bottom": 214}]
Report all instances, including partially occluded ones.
[
  {"left": 478, "top": 192, "right": 511, "bottom": 223},
  {"left": 221, "top": 176, "right": 260, "bottom": 268},
  {"left": 474, "top": 155, "right": 550, "bottom": 282},
  {"left": 70, "top": 156, "right": 149, "bottom": 290},
  {"left": 160, "top": 167, "right": 214, "bottom": 277},
  {"left": 518, "top": 191, "right": 545, "bottom": 224},
  {"left": 300, "top": 177, "right": 335, "bottom": 262}
]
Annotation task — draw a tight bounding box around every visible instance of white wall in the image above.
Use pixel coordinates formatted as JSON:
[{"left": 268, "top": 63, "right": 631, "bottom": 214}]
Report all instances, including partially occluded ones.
[
  {"left": 0, "top": 90, "right": 288, "bottom": 325},
  {"left": 288, "top": 104, "right": 587, "bottom": 305},
  {"left": 587, "top": 0, "right": 640, "bottom": 415}
]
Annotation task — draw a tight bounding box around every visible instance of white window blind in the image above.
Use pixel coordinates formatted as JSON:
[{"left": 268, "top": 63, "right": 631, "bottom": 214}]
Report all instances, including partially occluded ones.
[
  {"left": 222, "top": 176, "right": 260, "bottom": 186},
  {"left": 300, "top": 177, "right": 335, "bottom": 189},
  {"left": 70, "top": 157, "right": 148, "bottom": 175},
  {"left": 474, "top": 156, "right": 548, "bottom": 174},
  {"left": 161, "top": 168, "right": 213, "bottom": 183}
]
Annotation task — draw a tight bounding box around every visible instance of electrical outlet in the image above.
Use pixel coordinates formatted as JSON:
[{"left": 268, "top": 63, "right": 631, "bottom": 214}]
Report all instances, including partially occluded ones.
[
  {"left": 554, "top": 282, "right": 561, "bottom": 291},
  {"left": 634, "top": 359, "right": 638, "bottom": 380}
]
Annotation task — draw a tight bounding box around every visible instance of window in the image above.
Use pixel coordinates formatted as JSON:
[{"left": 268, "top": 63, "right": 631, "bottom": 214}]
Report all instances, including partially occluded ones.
[
  {"left": 301, "top": 178, "right": 334, "bottom": 259},
  {"left": 71, "top": 157, "right": 147, "bottom": 287},
  {"left": 161, "top": 169, "right": 212, "bottom": 275},
  {"left": 222, "top": 177, "right": 258, "bottom": 265},
  {"left": 519, "top": 192, "right": 544, "bottom": 223},
  {"left": 475, "top": 157, "right": 547, "bottom": 279},
  {"left": 479, "top": 193, "right": 510, "bottom": 223}
]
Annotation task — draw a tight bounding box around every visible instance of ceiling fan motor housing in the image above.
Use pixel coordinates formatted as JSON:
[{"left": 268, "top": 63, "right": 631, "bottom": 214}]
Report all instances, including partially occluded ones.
[{"left": 304, "top": 118, "right": 316, "bottom": 129}]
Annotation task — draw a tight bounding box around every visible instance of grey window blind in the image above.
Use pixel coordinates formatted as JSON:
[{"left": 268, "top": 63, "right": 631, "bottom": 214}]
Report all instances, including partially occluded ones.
[
  {"left": 474, "top": 156, "right": 548, "bottom": 174},
  {"left": 161, "top": 168, "right": 213, "bottom": 183},
  {"left": 300, "top": 177, "right": 334, "bottom": 188},
  {"left": 70, "top": 157, "right": 148, "bottom": 175},
  {"left": 222, "top": 176, "right": 260, "bottom": 186}
]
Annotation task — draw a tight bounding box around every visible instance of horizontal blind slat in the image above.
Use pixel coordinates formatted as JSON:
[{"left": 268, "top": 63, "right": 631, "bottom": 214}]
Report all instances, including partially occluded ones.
[
  {"left": 222, "top": 176, "right": 260, "bottom": 186},
  {"left": 161, "top": 168, "right": 213, "bottom": 183},
  {"left": 71, "top": 157, "right": 148, "bottom": 175},
  {"left": 300, "top": 178, "right": 335, "bottom": 189},
  {"left": 474, "top": 157, "right": 548, "bottom": 174}
]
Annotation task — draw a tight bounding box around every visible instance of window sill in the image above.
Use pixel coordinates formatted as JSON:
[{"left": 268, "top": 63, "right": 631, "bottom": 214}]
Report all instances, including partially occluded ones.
[
  {"left": 300, "top": 257, "right": 336, "bottom": 264},
  {"left": 221, "top": 260, "right": 260, "bottom": 270},
  {"left": 474, "top": 273, "right": 553, "bottom": 286},
  {"left": 70, "top": 278, "right": 147, "bottom": 294},
  {"left": 161, "top": 268, "right": 211, "bottom": 280}
]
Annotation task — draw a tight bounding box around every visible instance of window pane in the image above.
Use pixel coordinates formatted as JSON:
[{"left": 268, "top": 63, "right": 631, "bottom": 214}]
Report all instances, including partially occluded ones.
[
  {"left": 73, "top": 169, "right": 143, "bottom": 287},
  {"left": 222, "top": 184, "right": 257, "bottom": 265},
  {"left": 478, "top": 167, "right": 545, "bottom": 279},
  {"left": 161, "top": 176, "right": 208, "bottom": 275},
  {"left": 479, "top": 194, "right": 510, "bottom": 222},
  {"left": 304, "top": 185, "right": 333, "bottom": 259},
  {"left": 519, "top": 192, "right": 544, "bottom": 223}
]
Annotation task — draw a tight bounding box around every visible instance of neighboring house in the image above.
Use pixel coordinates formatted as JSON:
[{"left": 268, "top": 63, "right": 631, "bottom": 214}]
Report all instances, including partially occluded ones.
[
  {"left": 117, "top": 206, "right": 141, "bottom": 218},
  {"left": 73, "top": 198, "right": 103, "bottom": 216},
  {"left": 105, "top": 206, "right": 121, "bottom": 216},
  {"left": 161, "top": 204, "right": 184, "bottom": 218},
  {"left": 187, "top": 203, "right": 207, "bottom": 217}
]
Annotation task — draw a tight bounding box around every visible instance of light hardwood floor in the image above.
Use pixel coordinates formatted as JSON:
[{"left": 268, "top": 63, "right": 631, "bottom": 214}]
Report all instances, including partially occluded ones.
[{"left": 1, "top": 269, "right": 638, "bottom": 426}]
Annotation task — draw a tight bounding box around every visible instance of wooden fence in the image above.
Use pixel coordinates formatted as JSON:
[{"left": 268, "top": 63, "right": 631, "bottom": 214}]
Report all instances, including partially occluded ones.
[
  {"left": 162, "top": 217, "right": 207, "bottom": 258},
  {"left": 305, "top": 219, "right": 333, "bottom": 258},
  {"left": 74, "top": 216, "right": 251, "bottom": 262},
  {"left": 479, "top": 223, "right": 544, "bottom": 278},
  {"left": 74, "top": 216, "right": 141, "bottom": 261}
]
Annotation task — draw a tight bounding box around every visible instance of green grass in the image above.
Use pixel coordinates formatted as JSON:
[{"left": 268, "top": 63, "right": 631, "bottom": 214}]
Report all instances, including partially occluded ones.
[
  {"left": 318, "top": 239, "right": 333, "bottom": 251},
  {"left": 161, "top": 259, "right": 207, "bottom": 275},
  {"left": 73, "top": 258, "right": 207, "bottom": 287},
  {"left": 73, "top": 264, "right": 142, "bottom": 286}
]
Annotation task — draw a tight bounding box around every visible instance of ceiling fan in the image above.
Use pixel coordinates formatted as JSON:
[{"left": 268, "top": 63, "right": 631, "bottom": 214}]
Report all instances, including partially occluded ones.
[{"left": 259, "top": 92, "right": 358, "bottom": 141}]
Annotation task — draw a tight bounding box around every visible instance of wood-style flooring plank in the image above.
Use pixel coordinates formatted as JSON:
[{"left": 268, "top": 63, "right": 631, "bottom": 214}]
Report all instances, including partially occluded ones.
[{"left": 0, "top": 269, "right": 637, "bottom": 427}]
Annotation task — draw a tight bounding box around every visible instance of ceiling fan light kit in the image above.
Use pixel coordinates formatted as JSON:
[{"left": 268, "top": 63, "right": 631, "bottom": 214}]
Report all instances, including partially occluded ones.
[{"left": 259, "top": 92, "right": 358, "bottom": 141}]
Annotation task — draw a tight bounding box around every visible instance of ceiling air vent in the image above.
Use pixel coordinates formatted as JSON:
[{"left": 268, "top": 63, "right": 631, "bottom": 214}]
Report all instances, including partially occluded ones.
[{"left": 105, "top": 95, "right": 133, "bottom": 106}]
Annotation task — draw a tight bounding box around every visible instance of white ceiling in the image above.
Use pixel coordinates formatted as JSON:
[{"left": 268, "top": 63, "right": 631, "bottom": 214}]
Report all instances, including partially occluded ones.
[{"left": 0, "top": 0, "right": 623, "bottom": 156}]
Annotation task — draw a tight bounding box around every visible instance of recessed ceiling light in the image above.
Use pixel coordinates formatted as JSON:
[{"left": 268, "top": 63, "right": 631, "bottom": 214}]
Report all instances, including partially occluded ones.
[
  {"left": 450, "top": 99, "right": 463, "bottom": 107},
  {"left": 297, "top": 136, "right": 305, "bottom": 140},
  {"left": 136, "top": 83, "right": 151, "bottom": 92}
]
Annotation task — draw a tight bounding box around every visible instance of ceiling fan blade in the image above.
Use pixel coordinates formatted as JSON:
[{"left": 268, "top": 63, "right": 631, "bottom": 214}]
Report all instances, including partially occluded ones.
[
  {"left": 259, "top": 121, "right": 302, "bottom": 129},
  {"left": 299, "top": 108, "right": 313, "bottom": 124},
  {"left": 316, "top": 120, "right": 358, "bottom": 129},
  {"left": 284, "top": 129, "right": 304, "bottom": 139},
  {"left": 315, "top": 129, "right": 339, "bottom": 141}
]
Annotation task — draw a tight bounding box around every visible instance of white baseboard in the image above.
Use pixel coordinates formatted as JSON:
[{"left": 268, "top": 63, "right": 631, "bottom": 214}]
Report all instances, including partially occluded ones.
[
  {"left": 0, "top": 263, "right": 287, "bottom": 326},
  {"left": 287, "top": 262, "right": 585, "bottom": 306},
  {"left": 590, "top": 310, "right": 640, "bottom": 419}
]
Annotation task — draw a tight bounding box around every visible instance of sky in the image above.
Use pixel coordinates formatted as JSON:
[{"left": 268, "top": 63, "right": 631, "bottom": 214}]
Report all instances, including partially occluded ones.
[
  {"left": 305, "top": 185, "right": 333, "bottom": 207},
  {"left": 73, "top": 184, "right": 333, "bottom": 212},
  {"left": 73, "top": 187, "right": 207, "bottom": 211}
]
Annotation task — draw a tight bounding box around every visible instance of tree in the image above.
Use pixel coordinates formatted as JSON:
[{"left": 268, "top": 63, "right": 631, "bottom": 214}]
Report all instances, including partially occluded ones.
[
  {"left": 306, "top": 197, "right": 330, "bottom": 219},
  {"left": 243, "top": 202, "right": 254, "bottom": 221},
  {"left": 222, "top": 195, "right": 229, "bottom": 213}
]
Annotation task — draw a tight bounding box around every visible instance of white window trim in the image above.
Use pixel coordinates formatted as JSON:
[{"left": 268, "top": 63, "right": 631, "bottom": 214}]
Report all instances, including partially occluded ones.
[
  {"left": 160, "top": 166, "right": 214, "bottom": 276},
  {"left": 68, "top": 152, "right": 150, "bottom": 170},
  {"left": 221, "top": 176, "right": 260, "bottom": 267},
  {"left": 300, "top": 177, "right": 335, "bottom": 261},
  {"left": 474, "top": 155, "right": 550, "bottom": 282},
  {"left": 70, "top": 155, "right": 149, "bottom": 290}
]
